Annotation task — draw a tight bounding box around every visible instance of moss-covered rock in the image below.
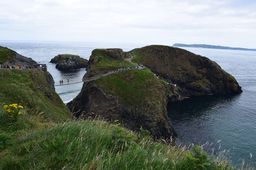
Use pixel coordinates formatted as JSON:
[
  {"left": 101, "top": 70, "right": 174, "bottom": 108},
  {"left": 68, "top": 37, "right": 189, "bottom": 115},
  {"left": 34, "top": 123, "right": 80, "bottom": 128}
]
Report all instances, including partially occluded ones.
[{"left": 130, "top": 45, "right": 242, "bottom": 97}]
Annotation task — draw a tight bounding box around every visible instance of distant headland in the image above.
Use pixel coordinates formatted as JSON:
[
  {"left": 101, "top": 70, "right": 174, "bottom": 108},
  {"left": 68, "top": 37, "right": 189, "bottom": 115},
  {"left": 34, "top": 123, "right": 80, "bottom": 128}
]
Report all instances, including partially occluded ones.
[{"left": 173, "top": 43, "right": 256, "bottom": 51}]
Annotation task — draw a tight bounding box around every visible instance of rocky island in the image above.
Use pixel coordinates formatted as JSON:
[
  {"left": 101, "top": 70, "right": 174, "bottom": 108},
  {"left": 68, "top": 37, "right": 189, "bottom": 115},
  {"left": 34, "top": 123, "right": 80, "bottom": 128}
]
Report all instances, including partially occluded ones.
[
  {"left": 68, "top": 45, "right": 242, "bottom": 140},
  {"left": 50, "top": 54, "right": 88, "bottom": 71}
]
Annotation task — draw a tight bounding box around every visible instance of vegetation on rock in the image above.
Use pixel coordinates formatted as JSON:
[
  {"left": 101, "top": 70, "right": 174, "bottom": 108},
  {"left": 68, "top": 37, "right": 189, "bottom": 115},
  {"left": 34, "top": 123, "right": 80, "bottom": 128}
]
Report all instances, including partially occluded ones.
[
  {"left": 86, "top": 49, "right": 135, "bottom": 77},
  {"left": 96, "top": 69, "right": 166, "bottom": 105},
  {"left": 0, "top": 46, "right": 245, "bottom": 169},
  {"left": 130, "top": 45, "right": 242, "bottom": 97},
  {"left": 0, "top": 47, "right": 15, "bottom": 64},
  {"left": 69, "top": 49, "right": 177, "bottom": 139}
]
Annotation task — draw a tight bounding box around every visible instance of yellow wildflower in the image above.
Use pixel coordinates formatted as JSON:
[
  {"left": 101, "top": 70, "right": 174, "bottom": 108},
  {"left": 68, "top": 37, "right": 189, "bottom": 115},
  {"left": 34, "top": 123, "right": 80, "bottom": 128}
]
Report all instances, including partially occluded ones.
[{"left": 10, "top": 103, "right": 18, "bottom": 109}]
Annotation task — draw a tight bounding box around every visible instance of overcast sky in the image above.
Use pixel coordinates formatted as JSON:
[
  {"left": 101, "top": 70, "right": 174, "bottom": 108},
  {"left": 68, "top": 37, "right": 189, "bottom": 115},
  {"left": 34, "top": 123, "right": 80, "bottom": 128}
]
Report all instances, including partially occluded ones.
[{"left": 1, "top": 0, "right": 256, "bottom": 47}]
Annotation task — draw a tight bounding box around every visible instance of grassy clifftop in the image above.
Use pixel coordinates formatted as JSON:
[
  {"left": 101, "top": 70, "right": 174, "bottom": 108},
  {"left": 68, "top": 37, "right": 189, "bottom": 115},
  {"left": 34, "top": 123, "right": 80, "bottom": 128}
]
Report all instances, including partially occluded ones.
[
  {"left": 0, "top": 69, "right": 71, "bottom": 122},
  {"left": 87, "top": 49, "right": 136, "bottom": 76},
  {"left": 96, "top": 69, "right": 167, "bottom": 106},
  {"left": 0, "top": 47, "right": 15, "bottom": 64}
]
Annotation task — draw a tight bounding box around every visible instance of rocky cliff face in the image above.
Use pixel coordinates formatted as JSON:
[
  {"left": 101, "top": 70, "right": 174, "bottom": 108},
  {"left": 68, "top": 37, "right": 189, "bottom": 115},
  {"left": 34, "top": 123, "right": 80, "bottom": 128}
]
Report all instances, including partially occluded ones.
[
  {"left": 50, "top": 54, "right": 88, "bottom": 71},
  {"left": 130, "top": 45, "right": 242, "bottom": 97},
  {"left": 68, "top": 45, "right": 242, "bottom": 140}
]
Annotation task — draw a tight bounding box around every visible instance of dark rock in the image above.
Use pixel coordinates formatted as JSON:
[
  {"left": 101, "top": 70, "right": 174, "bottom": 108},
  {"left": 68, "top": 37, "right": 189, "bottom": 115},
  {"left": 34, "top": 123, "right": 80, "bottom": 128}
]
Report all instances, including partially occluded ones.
[{"left": 50, "top": 54, "right": 88, "bottom": 71}]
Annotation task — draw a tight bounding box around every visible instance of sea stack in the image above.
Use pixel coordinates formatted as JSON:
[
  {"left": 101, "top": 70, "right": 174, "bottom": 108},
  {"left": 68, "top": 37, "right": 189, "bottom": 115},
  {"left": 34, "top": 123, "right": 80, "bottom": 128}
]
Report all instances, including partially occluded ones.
[
  {"left": 68, "top": 45, "right": 242, "bottom": 140},
  {"left": 50, "top": 54, "right": 88, "bottom": 72}
]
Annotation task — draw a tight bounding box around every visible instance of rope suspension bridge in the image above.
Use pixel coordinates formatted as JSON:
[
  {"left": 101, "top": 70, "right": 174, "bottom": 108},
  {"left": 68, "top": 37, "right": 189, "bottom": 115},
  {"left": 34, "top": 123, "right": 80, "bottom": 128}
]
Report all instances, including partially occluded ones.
[{"left": 55, "top": 81, "right": 83, "bottom": 87}]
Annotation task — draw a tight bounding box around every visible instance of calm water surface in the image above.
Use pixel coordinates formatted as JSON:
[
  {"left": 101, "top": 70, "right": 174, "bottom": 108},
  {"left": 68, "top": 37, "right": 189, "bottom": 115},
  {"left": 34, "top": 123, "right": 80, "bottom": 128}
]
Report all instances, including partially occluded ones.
[
  {"left": 169, "top": 47, "right": 256, "bottom": 166},
  {"left": 1, "top": 42, "right": 134, "bottom": 103},
  {"left": 1, "top": 42, "right": 256, "bottom": 166}
]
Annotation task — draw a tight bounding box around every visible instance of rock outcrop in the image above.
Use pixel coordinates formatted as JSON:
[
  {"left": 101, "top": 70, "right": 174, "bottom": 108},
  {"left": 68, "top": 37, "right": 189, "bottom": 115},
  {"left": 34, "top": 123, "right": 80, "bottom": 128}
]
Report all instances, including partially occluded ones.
[
  {"left": 68, "top": 45, "right": 242, "bottom": 140},
  {"left": 130, "top": 45, "right": 242, "bottom": 97},
  {"left": 50, "top": 54, "right": 88, "bottom": 71},
  {"left": 68, "top": 49, "right": 178, "bottom": 140},
  {"left": 0, "top": 46, "right": 37, "bottom": 67}
]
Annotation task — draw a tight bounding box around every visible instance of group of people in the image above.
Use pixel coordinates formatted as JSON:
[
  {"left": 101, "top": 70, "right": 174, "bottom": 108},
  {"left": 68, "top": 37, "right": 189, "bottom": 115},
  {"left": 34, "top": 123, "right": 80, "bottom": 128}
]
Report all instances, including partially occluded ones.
[{"left": 59, "top": 79, "right": 70, "bottom": 85}]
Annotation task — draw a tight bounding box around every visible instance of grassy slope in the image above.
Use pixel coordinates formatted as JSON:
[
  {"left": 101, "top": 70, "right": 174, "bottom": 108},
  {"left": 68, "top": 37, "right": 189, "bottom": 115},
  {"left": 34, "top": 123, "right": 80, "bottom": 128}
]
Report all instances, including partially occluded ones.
[
  {"left": 0, "top": 63, "right": 234, "bottom": 169},
  {"left": 90, "top": 49, "right": 136, "bottom": 73},
  {"left": 0, "top": 69, "right": 72, "bottom": 169},
  {"left": 96, "top": 69, "right": 167, "bottom": 109},
  {"left": 0, "top": 47, "right": 15, "bottom": 64},
  {"left": 0, "top": 69, "right": 71, "bottom": 122},
  {"left": 1, "top": 120, "right": 231, "bottom": 170}
]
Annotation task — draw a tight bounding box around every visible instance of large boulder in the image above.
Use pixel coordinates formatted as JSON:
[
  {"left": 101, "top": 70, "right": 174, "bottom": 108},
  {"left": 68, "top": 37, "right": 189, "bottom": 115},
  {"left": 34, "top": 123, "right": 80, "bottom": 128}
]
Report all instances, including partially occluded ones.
[{"left": 50, "top": 54, "right": 88, "bottom": 71}]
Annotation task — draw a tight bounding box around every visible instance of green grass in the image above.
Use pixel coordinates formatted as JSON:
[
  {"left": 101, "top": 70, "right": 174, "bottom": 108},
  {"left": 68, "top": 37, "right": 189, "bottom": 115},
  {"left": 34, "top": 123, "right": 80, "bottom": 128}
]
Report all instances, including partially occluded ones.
[
  {"left": 96, "top": 56, "right": 135, "bottom": 69},
  {"left": 0, "top": 62, "right": 242, "bottom": 170},
  {"left": 90, "top": 50, "right": 136, "bottom": 73},
  {"left": 0, "top": 69, "right": 71, "bottom": 169},
  {"left": 0, "top": 69, "right": 71, "bottom": 122},
  {"left": 0, "top": 47, "right": 15, "bottom": 64},
  {"left": 0, "top": 120, "right": 232, "bottom": 170},
  {"left": 131, "top": 50, "right": 144, "bottom": 64},
  {"left": 96, "top": 69, "right": 167, "bottom": 107}
]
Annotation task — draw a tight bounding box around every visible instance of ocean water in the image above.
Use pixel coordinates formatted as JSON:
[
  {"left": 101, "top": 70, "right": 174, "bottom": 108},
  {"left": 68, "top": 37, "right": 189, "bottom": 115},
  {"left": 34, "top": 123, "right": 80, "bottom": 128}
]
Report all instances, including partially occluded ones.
[
  {"left": 168, "top": 47, "right": 256, "bottom": 166},
  {"left": 1, "top": 42, "right": 256, "bottom": 166},
  {"left": 1, "top": 42, "right": 135, "bottom": 103}
]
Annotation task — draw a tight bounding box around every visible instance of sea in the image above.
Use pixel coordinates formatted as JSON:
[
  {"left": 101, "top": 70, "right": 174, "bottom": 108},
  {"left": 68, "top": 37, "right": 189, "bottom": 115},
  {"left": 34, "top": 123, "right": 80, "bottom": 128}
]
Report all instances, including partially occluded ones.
[{"left": 1, "top": 41, "right": 256, "bottom": 166}]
